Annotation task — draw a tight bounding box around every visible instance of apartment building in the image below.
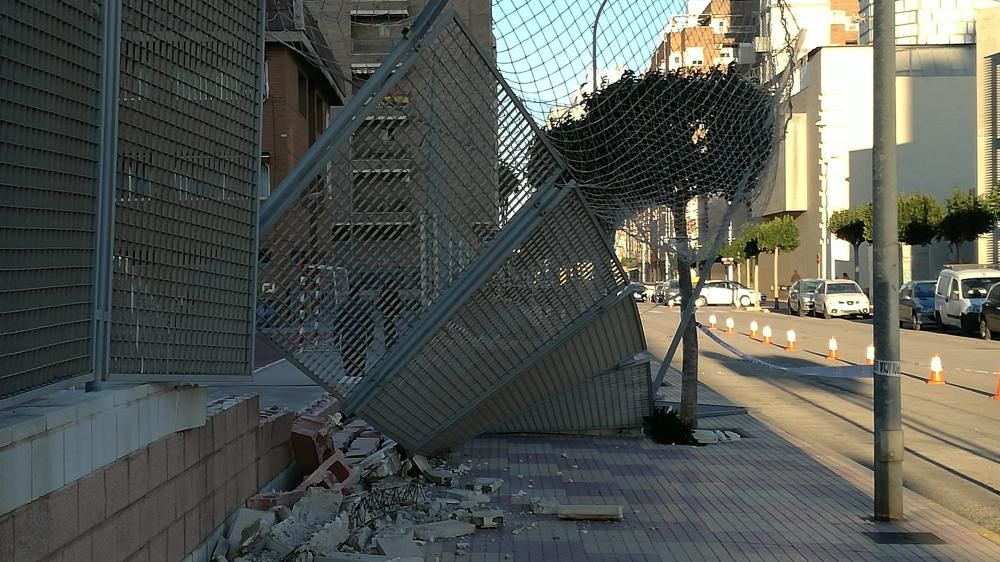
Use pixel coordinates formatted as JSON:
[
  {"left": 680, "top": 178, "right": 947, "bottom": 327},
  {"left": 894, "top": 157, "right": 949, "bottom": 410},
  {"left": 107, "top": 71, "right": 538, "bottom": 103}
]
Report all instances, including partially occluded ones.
[{"left": 859, "top": 0, "right": 991, "bottom": 46}]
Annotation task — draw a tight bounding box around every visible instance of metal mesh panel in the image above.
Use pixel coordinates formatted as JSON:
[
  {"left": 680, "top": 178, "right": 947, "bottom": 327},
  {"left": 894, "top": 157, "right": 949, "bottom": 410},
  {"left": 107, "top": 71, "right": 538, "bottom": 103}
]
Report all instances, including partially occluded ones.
[
  {"left": 413, "top": 296, "right": 648, "bottom": 453},
  {"left": 109, "top": 0, "right": 261, "bottom": 377},
  {"left": 492, "top": 359, "right": 651, "bottom": 434},
  {"left": 258, "top": 15, "right": 563, "bottom": 396},
  {"left": 0, "top": 0, "right": 102, "bottom": 398}
]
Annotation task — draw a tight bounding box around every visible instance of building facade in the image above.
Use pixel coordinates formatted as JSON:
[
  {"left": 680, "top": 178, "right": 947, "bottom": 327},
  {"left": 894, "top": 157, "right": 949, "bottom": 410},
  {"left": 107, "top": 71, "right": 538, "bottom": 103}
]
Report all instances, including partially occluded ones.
[
  {"left": 758, "top": 44, "right": 977, "bottom": 296},
  {"left": 859, "top": 0, "right": 990, "bottom": 46},
  {"left": 977, "top": 6, "right": 1000, "bottom": 263}
]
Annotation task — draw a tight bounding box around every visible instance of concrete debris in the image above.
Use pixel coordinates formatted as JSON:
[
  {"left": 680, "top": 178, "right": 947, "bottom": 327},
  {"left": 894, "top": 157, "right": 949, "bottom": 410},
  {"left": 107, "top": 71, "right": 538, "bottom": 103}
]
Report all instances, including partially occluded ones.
[
  {"left": 692, "top": 429, "right": 719, "bottom": 445},
  {"left": 375, "top": 535, "right": 423, "bottom": 558},
  {"left": 439, "top": 488, "right": 488, "bottom": 504},
  {"left": 530, "top": 498, "right": 560, "bottom": 515},
  {"left": 411, "top": 455, "right": 455, "bottom": 486},
  {"left": 273, "top": 505, "right": 292, "bottom": 522},
  {"left": 471, "top": 509, "right": 504, "bottom": 529},
  {"left": 293, "top": 488, "right": 344, "bottom": 525},
  {"left": 268, "top": 517, "right": 314, "bottom": 556},
  {"left": 304, "top": 516, "right": 350, "bottom": 555},
  {"left": 465, "top": 477, "right": 503, "bottom": 494},
  {"left": 411, "top": 520, "right": 476, "bottom": 541},
  {"left": 227, "top": 508, "right": 276, "bottom": 557},
  {"left": 556, "top": 505, "right": 624, "bottom": 521}
]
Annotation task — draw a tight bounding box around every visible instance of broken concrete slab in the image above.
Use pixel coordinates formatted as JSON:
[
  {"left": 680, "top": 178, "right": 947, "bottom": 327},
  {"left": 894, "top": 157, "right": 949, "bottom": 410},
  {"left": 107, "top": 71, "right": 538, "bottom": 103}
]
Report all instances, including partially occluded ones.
[
  {"left": 692, "top": 429, "right": 719, "bottom": 445},
  {"left": 227, "top": 508, "right": 276, "bottom": 557},
  {"left": 411, "top": 520, "right": 476, "bottom": 541},
  {"left": 531, "top": 498, "right": 560, "bottom": 514},
  {"left": 465, "top": 477, "right": 503, "bottom": 494},
  {"left": 438, "top": 488, "right": 488, "bottom": 504},
  {"left": 556, "top": 504, "right": 624, "bottom": 521},
  {"left": 411, "top": 455, "right": 455, "bottom": 486},
  {"left": 347, "top": 437, "right": 381, "bottom": 459},
  {"left": 268, "top": 517, "right": 317, "bottom": 555},
  {"left": 375, "top": 535, "right": 423, "bottom": 558},
  {"left": 471, "top": 509, "right": 504, "bottom": 529},
  {"left": 292, "top": 487, "right": 343, "bottom": 525},
  {"left": 305, "top": 516, "right": 350, "bottom": 555}
]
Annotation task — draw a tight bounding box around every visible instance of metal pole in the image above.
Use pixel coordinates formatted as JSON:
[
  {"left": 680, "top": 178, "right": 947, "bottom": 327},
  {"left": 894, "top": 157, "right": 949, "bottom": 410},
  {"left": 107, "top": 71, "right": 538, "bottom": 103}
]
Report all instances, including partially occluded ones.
[
  {"left": 592, "top": 0, "right": 611, "bottom": 93},
  {"left": 872, "top": 0, "right": 904, "bottom": 521},
  {"left": 88, "top": 0, "right": 123, "bottom": 392}
]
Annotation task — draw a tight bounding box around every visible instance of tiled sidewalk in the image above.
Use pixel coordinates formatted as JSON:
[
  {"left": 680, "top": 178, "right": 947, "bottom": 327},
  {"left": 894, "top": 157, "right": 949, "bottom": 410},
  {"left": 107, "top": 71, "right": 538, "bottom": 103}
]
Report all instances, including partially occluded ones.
[{"left": 421, "top": 365, "right": 1000, "bottom": 561}]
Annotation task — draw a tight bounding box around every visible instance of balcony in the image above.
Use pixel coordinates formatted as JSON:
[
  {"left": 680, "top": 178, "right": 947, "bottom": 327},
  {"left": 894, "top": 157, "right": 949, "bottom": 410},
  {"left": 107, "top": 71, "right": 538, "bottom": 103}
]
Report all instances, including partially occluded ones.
[
  {"left": 352, "top": 37, "right": 396, "bottom": 56},
  {"left": 351, "top": 1, "right": 409, "bottom": 16}
]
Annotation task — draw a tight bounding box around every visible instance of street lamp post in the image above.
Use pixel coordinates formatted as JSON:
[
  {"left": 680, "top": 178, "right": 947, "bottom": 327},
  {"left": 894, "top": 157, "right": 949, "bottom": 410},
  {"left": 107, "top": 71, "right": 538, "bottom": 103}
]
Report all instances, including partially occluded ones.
[{"left": 592, "top": 0, "right": 612, "bottom": 93}]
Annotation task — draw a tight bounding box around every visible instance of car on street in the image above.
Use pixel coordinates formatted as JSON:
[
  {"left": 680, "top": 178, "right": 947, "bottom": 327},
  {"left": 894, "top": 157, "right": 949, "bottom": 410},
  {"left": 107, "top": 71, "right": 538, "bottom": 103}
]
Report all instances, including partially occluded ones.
[
  {"left": 787, "top": 278, "right": 823, "bottom": 316},
  {"left": 813, "top": 280, "right": 871, "bottom": 319},
  {"left": 694, "top": 280, "right": 762, "bottom": 308},
  {"left": 934, "top": 265, "right": 1000, "bottom": 334},
  {"left": 899, "top": 280, "right": 937, "bottom": 331},
  {"left": 627, "top": 282, "right": 647, "bottom": 303},
  {"left": 655, "top": 280, "right": 680, "bottom": 304},
  {"left": 978, "top": 282, "right": 1000, "bottom": 340}
]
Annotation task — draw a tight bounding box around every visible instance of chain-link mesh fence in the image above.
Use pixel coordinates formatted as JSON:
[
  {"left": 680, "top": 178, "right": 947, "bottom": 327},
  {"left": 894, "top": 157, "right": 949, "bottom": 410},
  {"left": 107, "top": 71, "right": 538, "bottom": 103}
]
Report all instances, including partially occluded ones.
[{"left": 0, "top": 0, "right": 105, "bottom": 399}]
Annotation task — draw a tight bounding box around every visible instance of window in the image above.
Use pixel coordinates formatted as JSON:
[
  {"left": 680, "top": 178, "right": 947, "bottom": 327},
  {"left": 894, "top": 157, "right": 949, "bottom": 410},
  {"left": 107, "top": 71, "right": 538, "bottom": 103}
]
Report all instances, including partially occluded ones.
[
  {"left": 262, "top": 59, "right": 270, "bottom": 101},
  {"left": 259, "top": 155, "right": 271, "bottom": 199},
  {"left": 936, "top": 277, "right": 948, "bottom": 295},
  {"left": 989, "top": 285, "right": 1000, "bottom": 303},
  {"left": 949, "top": 279, "right": 959, "bottom": 300}
]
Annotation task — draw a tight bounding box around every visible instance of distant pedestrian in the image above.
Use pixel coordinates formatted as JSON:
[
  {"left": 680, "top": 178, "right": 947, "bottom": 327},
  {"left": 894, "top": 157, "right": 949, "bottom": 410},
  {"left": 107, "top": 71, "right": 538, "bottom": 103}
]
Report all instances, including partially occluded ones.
[
  {"left": 841, "top": 272, "right": 850, "bottom": 280},
  {"left": 335, "top": 290, "right": 375, "bottom": 378},
  {"left": 375, "top": 284, "right": 402, "bottom": 348},
  {"left": 790, "top": 269, "right": 801, "bottom": 283}
]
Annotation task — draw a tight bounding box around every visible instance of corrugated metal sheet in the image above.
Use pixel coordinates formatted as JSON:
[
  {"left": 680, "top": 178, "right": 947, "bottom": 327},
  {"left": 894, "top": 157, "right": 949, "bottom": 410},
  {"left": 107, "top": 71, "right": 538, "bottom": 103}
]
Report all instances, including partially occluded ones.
[{"left": 0, "top": 0, "right": 103, "bottom": 399}]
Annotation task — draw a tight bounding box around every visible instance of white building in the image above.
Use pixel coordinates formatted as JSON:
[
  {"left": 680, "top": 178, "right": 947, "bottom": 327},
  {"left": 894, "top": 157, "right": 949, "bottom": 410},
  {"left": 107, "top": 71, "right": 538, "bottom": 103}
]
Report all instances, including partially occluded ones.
[
  {"left": 859, "top": 0, "right": 995, "bottom": 46},
  {"left": 757, "top": 44, "right": 978, "bottom": 295}
]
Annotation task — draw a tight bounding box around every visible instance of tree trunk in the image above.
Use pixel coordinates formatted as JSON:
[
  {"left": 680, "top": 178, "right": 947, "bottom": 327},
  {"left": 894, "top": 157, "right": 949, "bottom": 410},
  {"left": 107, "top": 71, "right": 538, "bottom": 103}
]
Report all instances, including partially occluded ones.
[
  {"left": 853, "top": 243, "right": 861, "bottom": 281},
  {"left": 773, "top": 248, "right": 780, "bottom": 310},
  {"left": 672, "top": 206, "right": 698, "bottom": 429}
]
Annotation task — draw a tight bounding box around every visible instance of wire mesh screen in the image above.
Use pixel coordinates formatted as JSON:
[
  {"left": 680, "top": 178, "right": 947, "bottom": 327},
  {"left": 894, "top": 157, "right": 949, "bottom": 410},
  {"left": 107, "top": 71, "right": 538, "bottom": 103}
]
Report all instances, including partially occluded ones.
[
  {"left": 359, "top": 189, "right": 632, "bottom": 452},
  {"left": 258, "top": 14, "right": 564, "bottom": 397},
  {"left": 109, "top": 0, "right": 262, "bottom": 377},
  {"left": 0, "top": 0, "right": 103, "bottom": 399},
  {"left": 492, "top": 358, "right": 652, "bottom": 434}
]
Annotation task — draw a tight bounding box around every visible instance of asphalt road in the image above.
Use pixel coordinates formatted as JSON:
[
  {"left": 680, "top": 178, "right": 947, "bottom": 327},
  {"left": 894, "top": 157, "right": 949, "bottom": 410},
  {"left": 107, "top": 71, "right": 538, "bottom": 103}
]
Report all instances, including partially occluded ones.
[{"left": 641, "top": 302, "right": 1000, "bottom": 534}]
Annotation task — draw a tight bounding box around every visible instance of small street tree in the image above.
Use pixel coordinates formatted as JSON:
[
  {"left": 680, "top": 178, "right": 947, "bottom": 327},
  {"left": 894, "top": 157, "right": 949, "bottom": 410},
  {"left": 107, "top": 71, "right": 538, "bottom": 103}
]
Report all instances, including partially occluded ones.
[
  {"left": 755, "top": 216, "right": 800, "bottom": 307},
  {"left": 938, "top": 188, "right": 996, "bottom": 261},
  {"left": 828, "top": 206, "right": 871, "bottom": 280},
  {"left": 897, "top": 193, "right": 943, "bottom": 247}
]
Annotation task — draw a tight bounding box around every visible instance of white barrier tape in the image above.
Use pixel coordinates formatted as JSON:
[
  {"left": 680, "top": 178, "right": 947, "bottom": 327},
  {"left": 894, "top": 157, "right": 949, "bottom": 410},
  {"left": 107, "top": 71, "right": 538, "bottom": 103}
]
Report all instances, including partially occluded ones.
[
  {"left": 698, "top": 323, "right": 872, "bottom": 379},
  {"left": 873, "top": 359, "right": 901, "bottom": 378}
]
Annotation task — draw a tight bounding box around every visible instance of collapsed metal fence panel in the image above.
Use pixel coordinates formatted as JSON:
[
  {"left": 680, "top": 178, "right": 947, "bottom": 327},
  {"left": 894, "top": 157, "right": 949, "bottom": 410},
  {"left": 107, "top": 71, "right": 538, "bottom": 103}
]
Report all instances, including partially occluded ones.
[
  {"left": 0, "top": 0, "right": 104, "bottom": 400},
  {"left": 258, "top": 8, "right": 646, "bottom": 453}
]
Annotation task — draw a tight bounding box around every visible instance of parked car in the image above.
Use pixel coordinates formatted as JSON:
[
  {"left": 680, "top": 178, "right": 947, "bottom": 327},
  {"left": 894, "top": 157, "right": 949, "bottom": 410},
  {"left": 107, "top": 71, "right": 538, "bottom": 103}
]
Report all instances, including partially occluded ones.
[
  {"left": 899, "top": 280, "right": 937, "bottom": 331},
  {"left": 787, "top": 278, "right": 823, "bottom": 316},
  {"left": 813, "top": 280, "right": 871, "bottom": 319},
  {"left": 655, "top": 280, "right": 680, "bottom": 304},
  {"left": 978, "top": 282, "right": 1000, "bottom": 340},
  {"left": 934, "top": 265, "right": 1000, "bottom": 334},
  {"left": 694, "top": 280, "right": 761, "bottom": 308},
  {"left": 627, "top": 282, "right": 647, "bottom": 303}
]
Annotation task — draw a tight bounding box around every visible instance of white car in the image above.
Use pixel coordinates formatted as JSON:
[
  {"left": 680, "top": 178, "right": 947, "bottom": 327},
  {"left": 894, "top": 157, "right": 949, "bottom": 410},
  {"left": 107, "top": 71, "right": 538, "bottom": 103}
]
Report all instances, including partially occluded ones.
[
  {"left": 694, "top": 280, "right": 761, "bottom": 308},
  {"left": 813, "top": 280, "right": 871, "bottom": 319},
  {"left": 934, "top": 265, "right": 1000, "bottom": 333}
]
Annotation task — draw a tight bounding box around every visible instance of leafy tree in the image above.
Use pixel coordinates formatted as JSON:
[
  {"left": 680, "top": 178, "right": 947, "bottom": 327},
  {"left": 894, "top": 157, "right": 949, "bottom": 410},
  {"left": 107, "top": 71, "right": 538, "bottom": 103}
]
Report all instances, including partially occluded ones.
[
  {"left": 755, "top": 216, "right": 800, "bottom": 306},
  {"left": 620, "top": 256, "right": 639, "bottom": 270},
  {"left": 937, "top": 188, "right": 996, "bottom": 261},
  {"left": 829, "top": 206, "right": 871, "bottom": 280},
  {"left": 982, "top": 182, "right": 1000, "bottom": 221},
  {"left": 527, "top": 66, "right": 776, "bottom": 428},
  {"left": 897, "top": 193, "right": 943, "bottom": 247}
]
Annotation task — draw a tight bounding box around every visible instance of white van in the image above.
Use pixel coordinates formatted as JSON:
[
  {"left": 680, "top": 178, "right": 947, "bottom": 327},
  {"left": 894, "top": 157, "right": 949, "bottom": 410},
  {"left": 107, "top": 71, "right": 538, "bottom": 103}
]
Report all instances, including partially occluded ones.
[{"left": 934, "top": 265, "right": 1000, "bottom": 333}]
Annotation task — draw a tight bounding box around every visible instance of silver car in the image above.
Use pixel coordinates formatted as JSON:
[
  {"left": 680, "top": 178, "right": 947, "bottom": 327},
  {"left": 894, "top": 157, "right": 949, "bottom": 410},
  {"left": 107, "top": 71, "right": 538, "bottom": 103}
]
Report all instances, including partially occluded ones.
[{"left": 788, "top": 278, "right": 822, "bottom": 317}]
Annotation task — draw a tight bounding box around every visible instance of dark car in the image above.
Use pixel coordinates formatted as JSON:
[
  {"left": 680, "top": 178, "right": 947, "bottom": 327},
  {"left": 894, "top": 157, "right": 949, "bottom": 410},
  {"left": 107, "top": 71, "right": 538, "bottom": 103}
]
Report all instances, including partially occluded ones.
[
  {"left": 788, "top": 279, "right": 822, "bottom": 316},
  {"left": 899, "top": 280, "right": 937, "bottom": 331},
  {"left": 980, "top": 282, "right": 1000, "bottom": 340}
]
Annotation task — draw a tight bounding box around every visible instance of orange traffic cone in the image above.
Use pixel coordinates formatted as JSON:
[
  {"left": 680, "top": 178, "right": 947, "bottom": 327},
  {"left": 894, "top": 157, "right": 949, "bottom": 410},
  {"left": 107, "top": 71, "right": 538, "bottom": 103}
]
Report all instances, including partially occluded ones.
[
  {"left": 725, "top": 317, "right": 735, "bottom": 334},
  {"left": 785, "top": 330, "right": 797, "bottom": 351},
  {"left": 749, "top": 320, "right": 759, "bottom": 339},
  {"left": 826, "top": 337, "right": 839, "bottom": 360},
  {"left": 865, "top": 345, "right": 875, "bottom": 366},
  {"left": 762, "top": 325, "right": 772, "bottom": 345},
  {"left": 992, "top": 372, "right": 1000, "bottom": 400},
  {"left": 708, "top": 314, "right": 717, "bottom": 329},
  {"left": 928, "top": 355, "right": 945, "bottom": 385}
]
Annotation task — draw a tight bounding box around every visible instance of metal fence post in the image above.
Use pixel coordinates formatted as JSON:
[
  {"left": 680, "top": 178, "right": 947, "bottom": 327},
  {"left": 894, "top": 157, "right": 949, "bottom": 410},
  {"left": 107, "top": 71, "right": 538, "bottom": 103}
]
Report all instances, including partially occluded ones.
[{"left": 88, "top": 0, "right": 122, "bottom": 392}]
